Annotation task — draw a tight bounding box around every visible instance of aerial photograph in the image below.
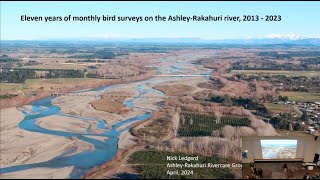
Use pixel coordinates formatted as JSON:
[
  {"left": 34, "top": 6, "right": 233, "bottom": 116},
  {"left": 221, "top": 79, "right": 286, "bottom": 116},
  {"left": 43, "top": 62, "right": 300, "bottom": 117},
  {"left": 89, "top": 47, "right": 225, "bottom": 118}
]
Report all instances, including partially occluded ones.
[
  {"left": 261, "top": 140, "right": 297, "bottom": 159},
  {"left": 0, "top": 1, "right": 320, "bottom": 179}
]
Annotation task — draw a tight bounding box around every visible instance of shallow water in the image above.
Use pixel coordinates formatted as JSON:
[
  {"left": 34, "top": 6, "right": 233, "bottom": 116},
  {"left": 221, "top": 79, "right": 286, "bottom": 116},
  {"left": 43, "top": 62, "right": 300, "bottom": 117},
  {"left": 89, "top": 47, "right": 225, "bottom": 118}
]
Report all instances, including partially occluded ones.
[
  {"left": 0, "top": 60, "right": 211, "bottom": 178},
  {"left": 0, "top": 81, "right": 156, "bottom": 178}
]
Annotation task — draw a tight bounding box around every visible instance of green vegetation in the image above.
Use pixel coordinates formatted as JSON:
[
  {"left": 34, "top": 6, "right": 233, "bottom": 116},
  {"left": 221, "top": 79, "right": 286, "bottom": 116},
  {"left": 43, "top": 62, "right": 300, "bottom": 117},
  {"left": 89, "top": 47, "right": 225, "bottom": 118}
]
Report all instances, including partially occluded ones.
[
  {"left": 24, "top": 60, "right": 40, "bottom": 66},
  {"left": 77, "top": 59, "right": 107, "bottom": 63},
  {"left": 18, "top": 64, "right": 86, "bottom": 70},
  {"left": 0, "top": 69, "right": 35, "bottom": 83},
  {"left": 0, "top": 78, "right": 108, "bottom": 94},
  {"left": 234, "top": 73, "right": 320, "bottom": 93},
  {"left": 25, "top": 78, "right": 89, "bottom": 84},
  {"left": 256, "top": 51, "right": 293, "bottom": 59},
  {"left": 263, "top": 103, "right": 295, "bottom": 115},
  {"left": 270, "top": 108, "right": 305, "bottom": 131},
  {"left": 178, "top": 112, "right": 250, "bottom": 137},
  {"left": 69, "top": 52, "right": 114, "bottom": 59},
  {"left": 278, "top": 95, "right": 289, "bottom": 102},
  {"left": 222, "top": 94, "right": 233, "bottom": 107},
  {"left": 257, "top": 51, "right": 320, "bottom": 59},
  {"left": 0, "top": 83, "right": 27, "bottom": 91},
  {"left": 0, "top": 94, "right": 17, "bottom": 99},
  {"left": 300, "top": 110, "right": 309, "bottom": 124},
  {"left": 220, "top": 116, "right": 251, "bottom": 126},
  {"left": 0, "top": 54, "right": 20, "bottom": 62},
  {"left": 132, "top": 114, "right": 171, "bottom": 139},
  {"left": 279, "top": 91, "right": 320, "bottom": 102},
  {"left": 0, "top": 69, "right": 84, "bottom": 83},
  {"left": 233, "top": 51, "right": 320, "bottom": 71},
  {"left": 129, "top": 150, "right": 235, "bottom": 179},
  {"left": 231, "top": 70, "right": 320, "bottom": 77},
  {"left": 208, "top": 94, "right": 266, "bottom": 113},
  {"left": 274, "top": 118, "right": 301, "bottom": 131},
  {"left": 68, "top": 48, "right": 129, "bottom": 59}
]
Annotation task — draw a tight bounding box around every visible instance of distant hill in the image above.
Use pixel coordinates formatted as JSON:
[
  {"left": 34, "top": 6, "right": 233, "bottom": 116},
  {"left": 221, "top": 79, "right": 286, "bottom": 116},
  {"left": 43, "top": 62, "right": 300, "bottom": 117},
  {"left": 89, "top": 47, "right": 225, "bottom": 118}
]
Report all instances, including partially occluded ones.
[
  {"left": 122, "top": 38, "right": 320, "bottom": 45},
  {"left": 1, "top": 38, "right": 320, "bottom": 46}
]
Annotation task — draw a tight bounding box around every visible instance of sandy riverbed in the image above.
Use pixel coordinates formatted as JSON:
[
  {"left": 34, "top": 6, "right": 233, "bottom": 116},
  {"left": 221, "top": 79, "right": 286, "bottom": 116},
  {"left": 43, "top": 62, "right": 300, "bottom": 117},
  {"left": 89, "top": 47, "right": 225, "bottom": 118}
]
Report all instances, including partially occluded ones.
[
  {"left": 52, "top": 94, "right": 124, "bottom": 126},
  {"left": 1, "top": 52, "right": 214, "bottom": 179},
  {"left": 51, "top": 80, "right": 160, "bottom": 127},
  {"left": 36, "top": 114, "right": 106, "bottom": 134},
  {"left": 0, "top": 107, "right": 93, "bottom": 178},
  {"left": 118, "top": 130, "right": 138, "bottom": 149},
  {"left": 0, "top": 166, "right": 74, "bottom": 179}
]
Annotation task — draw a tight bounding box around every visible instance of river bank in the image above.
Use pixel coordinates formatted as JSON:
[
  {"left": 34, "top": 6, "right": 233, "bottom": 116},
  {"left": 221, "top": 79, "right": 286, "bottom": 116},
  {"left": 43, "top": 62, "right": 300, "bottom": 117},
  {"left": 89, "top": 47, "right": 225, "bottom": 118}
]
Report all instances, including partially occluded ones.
[
  {"left": 0, "top": 107, "right": 93, "bottom": 179},
  {"left": 82, "top": 144, "right": 145, "bottom": 179},
  {"left": 0, "top": 75, "right": 160, "bottom": 179},
  {"left": 0, "top": 52, "right": 213, "bottom": 179},
  {"left": 0, "top": 74, "right": 154, "bottom": 109}
]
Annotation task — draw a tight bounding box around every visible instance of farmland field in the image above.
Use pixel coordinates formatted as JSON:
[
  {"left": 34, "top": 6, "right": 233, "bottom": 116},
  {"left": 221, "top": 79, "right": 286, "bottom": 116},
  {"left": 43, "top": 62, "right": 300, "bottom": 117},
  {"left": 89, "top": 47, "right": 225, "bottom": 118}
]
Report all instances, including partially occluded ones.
[
  {"left": 0, "top": 78, "right": 111, "bottom": 95},
  {"left": 25, "top": 78, "right": 95, "bottom": 84},
  {"left": 178, "top": 112, "right": 251, "bottom": 137},
  {"left": 17, "top": 64, "right": 87, "bottom": 70},
  {"left": 231, "top": 70, "right": 320, "bottom": 77},
  {"left": 263, "top": 103, "right": 295, "bottom": 115},
  {"left": 279, "top": 91, "right": 320, "bottom": 102},
  {"left": 128, "top": 150, "right": 236, "bottom": 179},
  {"left": 0, "top": 83, "right": 27, "bottom": 91}
]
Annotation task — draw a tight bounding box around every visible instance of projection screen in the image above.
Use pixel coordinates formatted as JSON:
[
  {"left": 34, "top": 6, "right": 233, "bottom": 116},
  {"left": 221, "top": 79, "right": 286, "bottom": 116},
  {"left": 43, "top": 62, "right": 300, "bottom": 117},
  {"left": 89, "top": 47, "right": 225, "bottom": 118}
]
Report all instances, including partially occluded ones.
[{"left": 261, "top": 140, "right": 297, "bottom": 159}]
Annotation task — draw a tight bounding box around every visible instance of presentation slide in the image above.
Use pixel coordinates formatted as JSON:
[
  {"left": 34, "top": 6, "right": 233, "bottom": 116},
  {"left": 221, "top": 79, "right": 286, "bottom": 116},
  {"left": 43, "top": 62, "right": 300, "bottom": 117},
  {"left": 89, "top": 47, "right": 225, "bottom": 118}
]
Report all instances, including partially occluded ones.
[
  {"left": 1, "top": 1, "right": 319, "bottom": 179},
  {"left": 261, "top": 140, "right": 297, "bottom": 159}
]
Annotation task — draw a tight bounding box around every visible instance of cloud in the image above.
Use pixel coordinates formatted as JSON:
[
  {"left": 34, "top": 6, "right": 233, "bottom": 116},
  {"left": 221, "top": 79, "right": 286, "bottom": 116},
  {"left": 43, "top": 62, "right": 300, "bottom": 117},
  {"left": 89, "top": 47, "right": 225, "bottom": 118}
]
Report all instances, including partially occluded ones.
[{"left": 264, "top": 33, "right": 304, "bottom": 40}]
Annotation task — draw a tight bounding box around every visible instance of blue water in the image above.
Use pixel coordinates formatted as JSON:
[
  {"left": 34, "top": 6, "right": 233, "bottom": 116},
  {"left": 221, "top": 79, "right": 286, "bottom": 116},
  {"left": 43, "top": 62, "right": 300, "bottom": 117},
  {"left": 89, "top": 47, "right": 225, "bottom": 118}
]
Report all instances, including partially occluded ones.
[
  {"left": 0, "top": 81, "right": 155, "bottom": 178},
  {"left": 169, "top": 65, "right": 185, "bottom": 71},
  {"left": 0, "top": 61, "right": 203, "bottom": 178},
  {"left": 124, "top": 78, "right": 176, "bottom": 110},
  {"left": 97, "top": 120, "right": 107, "bottom": 130}
]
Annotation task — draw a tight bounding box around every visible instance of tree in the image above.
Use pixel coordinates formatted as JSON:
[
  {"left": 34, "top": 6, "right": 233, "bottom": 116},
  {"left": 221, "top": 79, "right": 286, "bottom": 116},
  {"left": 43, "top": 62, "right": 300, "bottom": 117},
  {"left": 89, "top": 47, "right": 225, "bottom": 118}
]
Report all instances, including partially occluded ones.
[
  {"left": 300, "top": 110, "right": 309, "bottom": 124},
  {"left": 236, "top": 74, "right": 243, "bottom": 80},
  {"left": 284, "top": 121, "right": 290, "bottom": 130},
  {"left": 277, "top": 119, "right": 287, "bottom": 130},
  {"left": 266, "top": 94, "right": 274, "bottom": 102},
  {"left": 294, "top": 122, "right": 301, "bottom": 131},
  {"left": 222, "top": 94, "right": 233, "bottom": 107},
  {"left": 278, "top": 95, "right": 288, "bottom": 102}
]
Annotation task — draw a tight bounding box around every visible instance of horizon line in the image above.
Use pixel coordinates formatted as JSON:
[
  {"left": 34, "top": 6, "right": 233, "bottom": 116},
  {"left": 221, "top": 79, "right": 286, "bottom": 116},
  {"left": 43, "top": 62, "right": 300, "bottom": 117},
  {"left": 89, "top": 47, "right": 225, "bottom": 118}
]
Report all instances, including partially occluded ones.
[{"left": 1, "top": 37, "right": 320, "bottom": 41}]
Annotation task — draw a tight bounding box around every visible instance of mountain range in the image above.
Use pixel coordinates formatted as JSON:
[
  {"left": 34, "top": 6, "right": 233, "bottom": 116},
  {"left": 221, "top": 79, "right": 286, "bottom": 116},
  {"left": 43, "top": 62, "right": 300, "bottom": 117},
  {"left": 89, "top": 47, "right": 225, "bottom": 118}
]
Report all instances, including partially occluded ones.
[{"left": 2, "top": 38, "right": 320, "bottom": 46}]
